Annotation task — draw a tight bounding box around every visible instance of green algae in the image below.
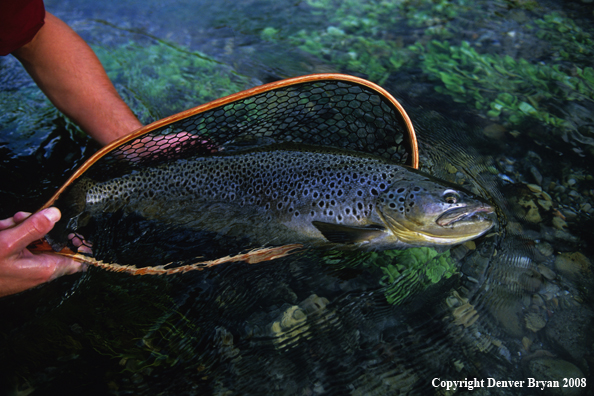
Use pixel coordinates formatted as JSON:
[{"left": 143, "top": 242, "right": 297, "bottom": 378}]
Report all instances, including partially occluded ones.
[
  {"left": 411, "top": 40, "right": 594, "bottom": 129},
  {"left": 260, "top": 0, "right": 594, "bottom": 146},
  {"left": 377, "top": 248, "right": 457, "bottom": 305},
  {"left": 323, "top": 247, "right": 457, "bottom": 306}
]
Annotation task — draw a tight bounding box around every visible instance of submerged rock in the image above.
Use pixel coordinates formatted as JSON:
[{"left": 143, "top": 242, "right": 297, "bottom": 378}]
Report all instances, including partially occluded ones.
[
  {"left": 545, "top": 304, "right": 594, "bottom": 364},
  {"left": 554, "top": 252, "right": 591, "bottom": 279},
  {"left": 270, "top": 294, "right": 331, "bottom": 348},
  {"left": 525, "top": 311, "right": 547, "bottom": 332},
  {"left": 483, "top": 123, "right": 506, "bottom": 140}
]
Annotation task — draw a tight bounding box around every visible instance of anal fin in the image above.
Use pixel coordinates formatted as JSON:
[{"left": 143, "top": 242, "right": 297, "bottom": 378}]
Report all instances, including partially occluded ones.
[{"left": 312, "top": 221, "right": 385, "bottom": 244}]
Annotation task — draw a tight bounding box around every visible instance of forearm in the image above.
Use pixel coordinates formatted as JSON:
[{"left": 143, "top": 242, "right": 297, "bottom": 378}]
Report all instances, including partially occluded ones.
[{"left": 12, "top": 13, "right": 142, "bottom": 145}]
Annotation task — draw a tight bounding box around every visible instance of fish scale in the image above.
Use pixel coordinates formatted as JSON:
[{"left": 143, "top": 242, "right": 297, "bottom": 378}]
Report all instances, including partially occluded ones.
[{"left": 87, "top": 150, "right": 399, "bottom": 226}]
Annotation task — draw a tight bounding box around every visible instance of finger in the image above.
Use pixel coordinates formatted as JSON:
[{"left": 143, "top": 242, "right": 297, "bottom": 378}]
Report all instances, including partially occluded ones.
[
  {"left": 0, "top": 253, "right": 85, "bottom": 297},
  {"left": 67, "top": 233, "right": 94, "bottom": 255},
  {"left": 13, "top": 211, "right": 32, "bottom": 223},
  {"left": 0, "top": 212, "right": 32, "bottom": 231},
  {"left": 4, "top": 251, "right": 84, "bottom": 278},
  {"left": 0, "top": 208, "right": 61, "bottom": 254},
  {"left": 43, "top": 253, "right": 86, "bottom": 280},
  {"left": 0, "top": 216, "right": 17, "bottom": 230}
]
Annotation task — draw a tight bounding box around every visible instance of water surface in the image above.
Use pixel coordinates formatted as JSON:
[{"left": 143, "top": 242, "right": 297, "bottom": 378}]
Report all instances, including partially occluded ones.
[{"left": 1, "top": 0, "right": 593, "bottom": 394}]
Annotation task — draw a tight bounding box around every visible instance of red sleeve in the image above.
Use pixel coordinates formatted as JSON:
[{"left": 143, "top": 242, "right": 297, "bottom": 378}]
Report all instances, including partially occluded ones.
[{"left": 0, "top": 0, "right": 46, "bottom": 56}]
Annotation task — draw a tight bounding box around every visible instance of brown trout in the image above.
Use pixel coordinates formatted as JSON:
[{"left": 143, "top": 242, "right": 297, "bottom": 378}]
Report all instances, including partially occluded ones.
[{"left": 49, "top": 146, "right": 494, "bottom": 255}]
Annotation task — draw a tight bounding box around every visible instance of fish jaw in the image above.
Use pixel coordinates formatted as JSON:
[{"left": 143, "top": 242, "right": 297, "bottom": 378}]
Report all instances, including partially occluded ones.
[
  {"left": 376, "top": 209, "right": 494, "bottom": 247},
  {"left": 436, "top": 202, "right": 494, "bottom": 227},
  {"left": 431, "top": 201, "right": 495, "bottom": 241}
]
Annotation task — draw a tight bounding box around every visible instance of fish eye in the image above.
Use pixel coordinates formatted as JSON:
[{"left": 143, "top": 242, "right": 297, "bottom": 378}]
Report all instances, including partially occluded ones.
[{"left": 443, "top": 189, "right": 460, "bottom": 204}]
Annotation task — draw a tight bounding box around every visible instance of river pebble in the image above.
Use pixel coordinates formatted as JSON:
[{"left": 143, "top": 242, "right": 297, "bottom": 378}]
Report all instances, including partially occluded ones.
[
  {"left": 536, "top": 242, "right": 554, "bottom": 257},
  {"left": 554, "top": 252, "right": 590, "bottom": 279}
]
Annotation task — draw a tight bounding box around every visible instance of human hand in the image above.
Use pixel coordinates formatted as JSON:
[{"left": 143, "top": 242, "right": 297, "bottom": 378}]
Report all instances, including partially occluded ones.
[{"left": 0, "top": 208, "right": 85, "bottom": 298}]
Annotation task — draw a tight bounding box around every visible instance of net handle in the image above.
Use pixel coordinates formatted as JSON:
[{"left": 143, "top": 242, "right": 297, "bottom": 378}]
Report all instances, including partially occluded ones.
[{"left": 38, "top": 73, "right": 418, "bottom": 211}]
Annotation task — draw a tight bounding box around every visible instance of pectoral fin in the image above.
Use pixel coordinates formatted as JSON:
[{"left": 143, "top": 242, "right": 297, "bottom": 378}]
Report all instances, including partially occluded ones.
[{"left": 312, "top": 221, "right": 385, "bottom": 244}]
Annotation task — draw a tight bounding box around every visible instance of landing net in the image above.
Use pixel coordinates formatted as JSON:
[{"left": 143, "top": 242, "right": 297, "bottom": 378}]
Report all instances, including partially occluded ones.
[{"left": 36, "top": 74, "right": 418, "bottom": 273}]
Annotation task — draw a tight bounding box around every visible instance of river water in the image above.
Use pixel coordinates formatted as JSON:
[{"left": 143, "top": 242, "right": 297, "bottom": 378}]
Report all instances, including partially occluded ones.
[{"left": 1, "top": 0, "right": 593, "bottom": 394}]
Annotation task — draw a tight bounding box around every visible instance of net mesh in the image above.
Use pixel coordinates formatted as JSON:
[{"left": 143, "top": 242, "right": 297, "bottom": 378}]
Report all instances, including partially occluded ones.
[{"left": 87, "top": 78, "right": 413, "bottom": 181}]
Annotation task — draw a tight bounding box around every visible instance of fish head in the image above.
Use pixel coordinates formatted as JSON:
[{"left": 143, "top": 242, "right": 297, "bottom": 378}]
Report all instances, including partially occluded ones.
[{"left": 377, "top": 175, "right": 494, "bottom": 246}]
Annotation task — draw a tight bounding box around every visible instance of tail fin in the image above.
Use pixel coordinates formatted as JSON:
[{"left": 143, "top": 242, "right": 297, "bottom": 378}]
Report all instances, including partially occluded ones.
[
  {"left": 45, "top": 178, "right": 93, "bottom": 251},
  {"left": 28, "top": 238, "right": 78, "bottom": 256}
]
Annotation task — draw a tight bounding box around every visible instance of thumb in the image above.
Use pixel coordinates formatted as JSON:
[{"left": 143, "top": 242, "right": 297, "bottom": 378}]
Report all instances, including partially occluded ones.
[{"left": 1, "top": 208, "right": 61, "bottom": 254}]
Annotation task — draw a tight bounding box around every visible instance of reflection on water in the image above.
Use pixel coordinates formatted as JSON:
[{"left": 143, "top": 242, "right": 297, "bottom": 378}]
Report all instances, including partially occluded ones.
[{"left": 1, "top": 0, "right": 593, "bottom": 394}]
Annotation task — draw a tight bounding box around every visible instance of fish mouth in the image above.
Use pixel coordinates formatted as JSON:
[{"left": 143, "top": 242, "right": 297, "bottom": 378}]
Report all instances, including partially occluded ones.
[{"left": 436, "top": 204, "right": 494, "bottom": 227}]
